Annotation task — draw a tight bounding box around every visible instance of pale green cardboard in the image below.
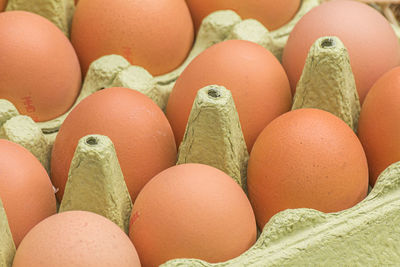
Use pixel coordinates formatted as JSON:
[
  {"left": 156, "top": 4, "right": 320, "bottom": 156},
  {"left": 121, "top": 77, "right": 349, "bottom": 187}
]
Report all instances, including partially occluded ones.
[
  {"left": 0, "top": 115, "right": 51, "bottom": 172},
  {"left": 59, "top": 135, "right": 133, "bottom": 234},
  {"left": 110, "top": 66, "right": 165, "bottom": 109},
  {"left": 0, "top": 100, "right": 19, "bottom": 128},
  {"left": 391, "top": 23, "right": 400, "bottom": 43},
  {"left": 0, "top": 101, "right": 52, "bottom": 172},
  {"left": 6, "top": 0, "right": 74, "bottom": 37},
  {"left": 177, "top": 85, "right": 248, "bottom": 189},
  {"left": 0, "top": 197, "right": 15, "bottom": 267},
  {"left": 227, "top": 19, "right": 276, "bottom": 56},
  {"left": 292, "top": 36, "right": 360, "bottom": 132}
]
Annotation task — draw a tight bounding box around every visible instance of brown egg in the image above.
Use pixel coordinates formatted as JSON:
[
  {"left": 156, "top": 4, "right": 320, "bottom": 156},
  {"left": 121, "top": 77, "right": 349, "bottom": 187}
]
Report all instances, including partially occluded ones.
[
  {"left": 12, "top": 211, "right": 141, "bottom": 267},
  {"left": 0, "top": 11, "right": 81, "bottom": 122},
  {"left": 282, "top": 0, "right": 400, "bottom": 103},
  {"left": 129, "top": 163, "right": 256, "bottom": 267},
  {"left": 0, "top": 140, "right": 56, "bottom": 247},
  {"left": 0, "top": 0, "right": 7, "bottom": 11},
  {"left": 51, "top": 87, "right": 177, "bottom": 203},
  {"left": 166, "top": 40, "right": 292, "bottom": 151},
  {"left": 71, "top": 0, "right": 194, "bottom": 76},
  {"left": 357, "top": 67, "right": 400, "bottom": 186},
  {"left": 186, "top": 0, "right": 301, "bottom": 32},
  {"left": 247, "top": 109, "right": 368, "bottom": 229}
]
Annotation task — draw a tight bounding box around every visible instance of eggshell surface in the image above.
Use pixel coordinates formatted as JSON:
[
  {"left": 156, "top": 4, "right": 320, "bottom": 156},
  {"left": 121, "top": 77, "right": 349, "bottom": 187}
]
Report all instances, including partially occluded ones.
[
  {"left": 71, "top": 0, "right": 194, "bottom": 76},
  {"left": 50, "top": 87, "right": 177, "bottom": 202},
  {"left": 186, "top": 0, "right": 301, "bottom": 32},
  {"left": 0, "top": 140, "right": 56, "bottom": 247},
  {"left": 247, "top": 109, "right": 368, "bottom": 229},
  {"left": 358, "top": 67, "right": 400, "bottom": 186},
  {"left": 129, "top": 163, "right": 257, "bottom": 267},
  {"left": 282, "top": 0, "right": 400, "bottom": 103},
  {"left": 12, "top": 211, "right": 141, "bottom": 267},
  {"left": 166, "top": 40, "right": 292, "bottom": 151},
  {"left": 0, "top": 11, "right": 81, "bottom": 121}
]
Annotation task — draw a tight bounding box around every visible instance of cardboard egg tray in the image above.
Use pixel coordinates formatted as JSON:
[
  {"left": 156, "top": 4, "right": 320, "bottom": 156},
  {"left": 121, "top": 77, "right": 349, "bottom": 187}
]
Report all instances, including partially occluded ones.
[{"left": 2, "top": 0, "right": 400, "bottom": 265}]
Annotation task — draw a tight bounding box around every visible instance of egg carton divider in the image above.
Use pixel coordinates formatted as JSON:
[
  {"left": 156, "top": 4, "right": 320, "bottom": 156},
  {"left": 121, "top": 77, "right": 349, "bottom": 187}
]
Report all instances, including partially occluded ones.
[
  {"left": 292, "top": 36, "right": 360, "bottom": 132},
  {"left": 59, "top": 134, "right": 133, "bottom": 234},
  {"left": 176, "top": 85, "right": 249, "bottom": 190}
]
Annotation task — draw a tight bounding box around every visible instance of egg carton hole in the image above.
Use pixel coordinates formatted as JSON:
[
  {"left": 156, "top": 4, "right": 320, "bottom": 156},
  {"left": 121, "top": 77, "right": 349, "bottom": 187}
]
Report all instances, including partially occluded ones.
[
  {"left": 320, "top": 37, "right": 336, "bottom": 48},
  {"left": 85, "top": 136, "right": 99, "bottom": 146},
  {"left": 207, "top": 88, "right": 221, "bottom": 98}
]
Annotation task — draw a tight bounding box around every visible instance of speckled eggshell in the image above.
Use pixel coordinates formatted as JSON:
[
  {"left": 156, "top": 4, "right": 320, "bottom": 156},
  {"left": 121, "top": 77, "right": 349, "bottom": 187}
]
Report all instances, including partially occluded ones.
[
  {"left": 129, "top": 163, "right": 257, "bottom": 267},
  {"left": 0, "top": 140, "right": 56, "bottom": 247},
  {"left": 50, "top": 87, "right": 177, "bottom": 203},
  {"left": 282, "top": 0, "right": 400, "bottom": 103},
  {"left": 247, "top": 109, "right": 369, "bottom": 229},
  {"left": 186, "top": 0, "right": 301, "bottom": 32},
  {"left": 12, "top": 211, "right": 141, "bottom": 267},
  {"left": 0, "top": 11, "right": 81, "bottom": 122},
  {"left": 358, "top": 66, "right": 400, "bottom": 186},
  {"left": 166, "top": 39, "right": 292, "bottom": 152},
  {"left": 71, "top": 0, "right": 194, "bottom": 76}
]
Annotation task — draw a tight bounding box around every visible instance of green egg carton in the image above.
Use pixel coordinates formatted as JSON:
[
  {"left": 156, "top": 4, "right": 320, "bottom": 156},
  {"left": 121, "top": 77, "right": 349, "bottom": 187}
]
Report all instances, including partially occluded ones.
[
  {"left": 2, "top": 0, "right": 400, "bottom": 266},
  {"left": 2, "top": 33, "right": 400, "bottom": 266}
]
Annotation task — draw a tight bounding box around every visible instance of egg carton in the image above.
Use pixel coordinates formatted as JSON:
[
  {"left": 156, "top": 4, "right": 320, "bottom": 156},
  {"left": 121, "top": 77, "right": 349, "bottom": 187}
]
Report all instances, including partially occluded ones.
[
  {"left": 1, "top": 1, "right": 400, "bottom": 266},
  {"left": 2, "top": 31, "right": 400, "bottom": 265}
]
